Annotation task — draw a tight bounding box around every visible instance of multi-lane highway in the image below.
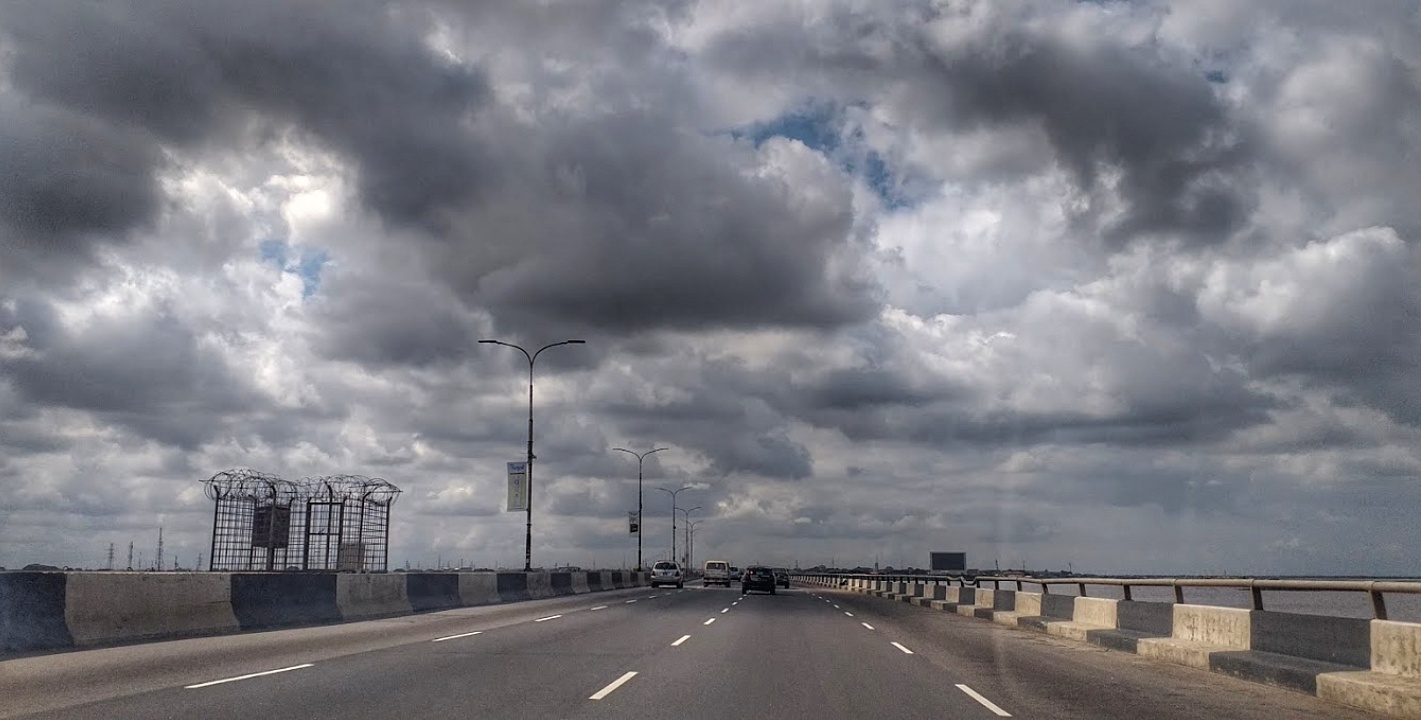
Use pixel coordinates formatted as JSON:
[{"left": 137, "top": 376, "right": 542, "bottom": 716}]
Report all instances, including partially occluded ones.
[{"left": 1, "top": 584, "right": 1382, "bottom": 719}]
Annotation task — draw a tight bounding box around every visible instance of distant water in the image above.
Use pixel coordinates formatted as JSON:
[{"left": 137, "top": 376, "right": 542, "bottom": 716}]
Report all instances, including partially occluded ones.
[{"left": 998, "top": 581, "right": 1421, "bottom": 622}]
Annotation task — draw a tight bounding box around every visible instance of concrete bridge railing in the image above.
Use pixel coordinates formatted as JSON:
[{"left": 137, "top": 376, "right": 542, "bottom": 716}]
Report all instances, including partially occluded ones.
[{"left": 793, "top": 573, "right": 1421, "bottom": 720}]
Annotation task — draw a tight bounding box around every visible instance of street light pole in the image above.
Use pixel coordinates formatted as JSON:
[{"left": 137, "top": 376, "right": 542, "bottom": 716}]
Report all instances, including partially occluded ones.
[
  {"left": 656, "top": 486, "right": 694, "bottom": 569},
  {"left": 613, "top": 446, "right": 668, "bottom": 572},
  {"left": 686, "top": 519, "right": 703, "bottom": 572},
  {"left": 676, "top": 506, "right": 701, "bottom": 567},
  {"left": 480, "top": 338, "right": 586, "bottom": 572}
]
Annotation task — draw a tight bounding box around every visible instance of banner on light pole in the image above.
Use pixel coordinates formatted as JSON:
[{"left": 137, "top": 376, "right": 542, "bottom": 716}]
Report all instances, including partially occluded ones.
[
  {"left": 628, "top": 512, "right": 639, "bottom": 534},
  {"left": 506, "top": 462, "right": 529, "bottom": 512}
]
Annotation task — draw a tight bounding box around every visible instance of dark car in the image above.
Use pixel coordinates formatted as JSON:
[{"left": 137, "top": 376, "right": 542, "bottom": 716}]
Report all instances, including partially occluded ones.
[
  {"left": 774, "top": 569, "right": 790, "bottom": 588},
  {"left": 741, "top": 565, "right": 777, "bottom": 594}
]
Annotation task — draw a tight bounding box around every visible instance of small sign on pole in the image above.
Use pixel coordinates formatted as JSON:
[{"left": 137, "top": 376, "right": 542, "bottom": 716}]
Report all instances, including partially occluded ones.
[
  {"left": 507, "top": 462, "right": 529, "bottom": 512},
  {"left": 628, "top": 512, "right": 639, "bottom": 534}
]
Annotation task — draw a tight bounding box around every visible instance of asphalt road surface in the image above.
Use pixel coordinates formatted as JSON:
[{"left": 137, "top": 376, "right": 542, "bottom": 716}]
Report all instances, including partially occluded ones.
[{"left": 0, "top": 584, "right": 1383, "bottom": 719}]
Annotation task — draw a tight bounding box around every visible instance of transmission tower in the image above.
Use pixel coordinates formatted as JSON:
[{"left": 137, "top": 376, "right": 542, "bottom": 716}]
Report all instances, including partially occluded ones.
[
  {"left": 155, "top": 526, "right": 164, "bottom": 572},
  {"left": 106, "top": 543, "right": 115, "bottom": 570},
  {"left": 127, "top": 541, "right": 134, "bottom": 570}
]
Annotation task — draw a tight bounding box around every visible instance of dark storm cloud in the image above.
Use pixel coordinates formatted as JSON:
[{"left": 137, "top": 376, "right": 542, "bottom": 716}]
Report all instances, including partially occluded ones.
[
  {"left": 463, "top": 113, "right": 879, "bottom": 335},
  {"left": 914, "top": 32, "right": 1253, "bottom": 245},
  {"left": 0, "top": 299, "right": 259, "bottom": 449},
  {"left": 0, "top": 100, "right": 164, "bottom": 277},
  {"left": 312, "top": 274, "right": 482, "bottom": 369},
  {"left": 704, "top": 4, "right": 1253, "bottom": 247},
  {"left": 598, "top": 358, "right": 815, "bottom": 479},
  {"left": 0, "top": 0, "right": 489, "bottom": 248}
]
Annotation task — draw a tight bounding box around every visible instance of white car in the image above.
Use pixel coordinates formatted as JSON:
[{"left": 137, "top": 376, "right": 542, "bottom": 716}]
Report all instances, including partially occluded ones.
[
  {"left": 650, "top": 561, "right": 684, "bottom": 588},
  {"left": 702, "top": 560, "right": 732, "bottom": 587}
]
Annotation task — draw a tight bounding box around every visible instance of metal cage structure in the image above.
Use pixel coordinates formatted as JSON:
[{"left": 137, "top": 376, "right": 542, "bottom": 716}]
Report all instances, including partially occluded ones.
[{"left": 204, "top": 469, "right": 401, "bottom": 572}]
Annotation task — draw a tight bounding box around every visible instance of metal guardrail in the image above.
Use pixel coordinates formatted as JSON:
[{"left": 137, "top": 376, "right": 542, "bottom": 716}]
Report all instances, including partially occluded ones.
[{"left": 790, "top": 573, "right": 1421, "bottom": 620}]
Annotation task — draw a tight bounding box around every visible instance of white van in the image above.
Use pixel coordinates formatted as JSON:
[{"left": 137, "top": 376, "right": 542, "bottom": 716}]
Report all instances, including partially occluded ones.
[{"left": 703, "top": 560, "right": 731, "bottom": 587}]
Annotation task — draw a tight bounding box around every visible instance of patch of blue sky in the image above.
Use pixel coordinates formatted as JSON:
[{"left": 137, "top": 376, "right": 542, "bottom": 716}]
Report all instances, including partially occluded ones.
[
  {"left": 257, "top": 238, "right": 329, "bottom": 298},
  {"left": 737, "top": 104, "right": 843, "bottom": 154},
  {"left": 727, "top": 104, "right": 915, "bottom": 210}
]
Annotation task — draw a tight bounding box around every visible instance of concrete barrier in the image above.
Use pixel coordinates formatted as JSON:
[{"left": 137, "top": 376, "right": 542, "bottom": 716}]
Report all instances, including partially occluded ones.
[
  {"left": 548, "top": 572, "right": 573, "bottom": 597},
  {"left": 1205, "top": 611, "right": 1370, "bottom": 693},
  {"left": 0, "top": 572, "right": 72, "bottom": 653},
  {"left": 598, "top": 571, "right": 614, "bottom": 590},
  {"left": 931, "top": 586, "right": 974, "bottom": 612},
  {"left": 1319, "top": 620, "right": 1421, "bottom": 718},
  {"left": 1045, "top": 597, "right": 1119, "bottom": 642},
  {"left": 994, "top": 591, "right": 1039, "bottom": 627},
  {"left": 1017, "top": 592, "right": 1076, "bottom": 631},
  {"left": 230, "top": 573, "right": 341, "bottom": 631},
  {"left": 570, "top": 572, "right": 591, "bottom": 594},
  {"left": 1086, "top": 600, "right": 1174, "bottom": 652},
  {"left": 405, "top": 573, "right": 461, "bottom": 612},
  {"left": 1, "top": 568, "right": 638, "bottom": 659},
  {"left": 336, "top": 573, "right": 411, "bottom": 620},
  {"left": 66, "top": 572, "right": 239, "bottom": 646},
  {"left": 526, "top": 572, "right": 554, "bottom": 599},
  {"left": 458, "top": 573, "right": 501, "bottom": 606},
  {"left": 1137, "top": 604, "right": 1250, "bottom": 670},
  {"left": 496, "top": 572, "right": 530, "bottom": 602},
  {"left": 959, "top": 588, "right": 996, "bottom": 618}
]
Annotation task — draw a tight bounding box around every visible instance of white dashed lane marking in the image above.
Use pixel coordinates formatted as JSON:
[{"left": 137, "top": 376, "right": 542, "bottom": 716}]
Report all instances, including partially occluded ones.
[
  {"left": 672, "top": 635, "right": 691, "bottom": 647},
  {"left": 891, "top": 642, "right": 914, "bottom": 655},
  {"left": 861, "top": 622, "right": 875, "bottom": 630},
  {"left": 956, "top": 685, "right": 1011, "bottom": 717},
  {"left": 432, "top": 631, "right": 482, "bottom": 643},
  {"left": 703, "top": 618, "right": 716, "bottom": 626},
  {"left": 185, "top": 664, "right": 314, "bottom": 689},
  {"left": 589, "top": 672, "right": 638, "bottom": 701}
]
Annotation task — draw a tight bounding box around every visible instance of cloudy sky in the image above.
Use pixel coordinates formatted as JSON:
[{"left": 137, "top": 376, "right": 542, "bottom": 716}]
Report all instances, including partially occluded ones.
[{"left": 1, "top": 0, "right": 1419, "bottom": 575}]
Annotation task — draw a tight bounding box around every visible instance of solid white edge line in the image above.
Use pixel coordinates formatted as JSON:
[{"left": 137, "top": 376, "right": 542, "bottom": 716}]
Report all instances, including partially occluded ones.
[
  {"left": 591, "top": 605, "right": 608, "bottom": 611},
  {"left": 534, "top": 614, "right": 563, "bottom": 622},
  {"left": 861, "top": 622, "right": 875, "bottom": 630},
  {"left": 891, "top": 641, "right": 914, "bottom": 655},
  {"left": 672, "top": 634, "right": 691, "bottom": 646},
  {"left": 625, "top": 599, "right": 638, "bottom": 603},
  {"left": 703, "top": 617, "right": 716, "bottom": 625},
  {"left": 589, "top": 671, "right": 638, "bottom": 700},
  {"left": 956, "top": 684, "right": 1011, "bottom": 717},
  {"left": 185, "top": 664, "right": 314, "bottom": 689},
  {"left": 432, "top": 630, "right": 483, "bottom": 643}
]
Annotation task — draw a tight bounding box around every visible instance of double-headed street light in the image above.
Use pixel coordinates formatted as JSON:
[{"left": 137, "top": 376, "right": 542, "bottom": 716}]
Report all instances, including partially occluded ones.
[
  {"left": 479, "top": 338, "right": 586, "bottom": 572},
  {"left": 613, "top": 446, "right": 668, "bottom": 571},
  {"left": 656, "top": 486, "right": 695, "bottom": 570},
  {"left": 676, "top": 506, "right": 701, "bottom": 567}
]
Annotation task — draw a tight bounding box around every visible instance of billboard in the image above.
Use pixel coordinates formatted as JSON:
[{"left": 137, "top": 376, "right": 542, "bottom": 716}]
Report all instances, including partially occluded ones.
[
  {"left": 929, "top": 552, "right": 966, "bottom": 572},
  {"left": 507, "top": 462, "right": 529, "bottom": 512},
  {"left": 251, "top": 504, "right": 291, "bottom": 549}
]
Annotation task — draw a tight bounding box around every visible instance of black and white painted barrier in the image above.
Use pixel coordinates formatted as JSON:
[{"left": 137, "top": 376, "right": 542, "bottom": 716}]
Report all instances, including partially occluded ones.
[
  {"left": 794, "top": 573, "right": 1421, "bottom": 720},
  {"left": 0, "top": 570, "right": 647, "bottom": 655}
]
